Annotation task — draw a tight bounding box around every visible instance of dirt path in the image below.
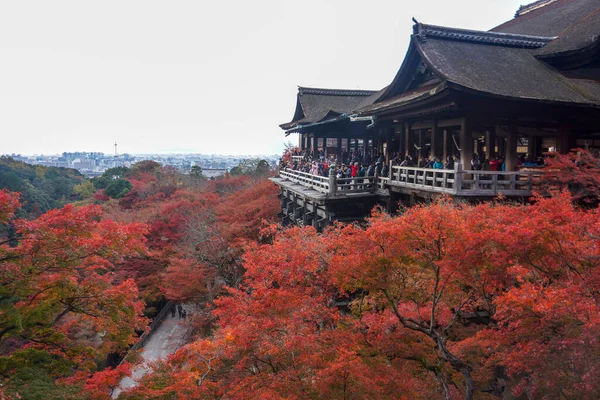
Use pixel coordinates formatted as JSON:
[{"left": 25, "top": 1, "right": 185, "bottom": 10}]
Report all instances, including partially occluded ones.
[{"left": 112, "top": 307, "right": 193, "bottom": 398}]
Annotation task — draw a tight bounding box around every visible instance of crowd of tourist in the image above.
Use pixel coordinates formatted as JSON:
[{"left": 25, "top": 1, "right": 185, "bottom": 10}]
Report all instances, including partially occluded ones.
[
  {"left": 281, "top": 149, "right": 389, "bottom": 179},
  {"left": 280, "top": 148, "right": 547, "bottom": 182}
]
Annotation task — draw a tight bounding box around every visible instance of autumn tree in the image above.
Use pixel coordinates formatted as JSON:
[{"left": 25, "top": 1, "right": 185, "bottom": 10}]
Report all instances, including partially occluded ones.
[
  {"left": 0, "top": 191, "right": 148, "bottom": 395},
  {"left": 121, "top": 227, "right": 425, "bottom": 399},
  {"left": 540, "top": 148, "right": 600, "bottom": 203}
]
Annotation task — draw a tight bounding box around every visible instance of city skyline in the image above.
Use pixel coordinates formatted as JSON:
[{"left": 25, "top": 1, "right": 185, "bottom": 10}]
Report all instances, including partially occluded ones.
[{"left": 1, "top": 0, "right": 523, "bottom": 156}]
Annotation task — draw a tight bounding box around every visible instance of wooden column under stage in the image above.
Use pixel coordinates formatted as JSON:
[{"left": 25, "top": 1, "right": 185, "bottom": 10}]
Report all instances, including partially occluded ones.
[{"left": 460, "top": 117, "right": 473, "bottom": 168}]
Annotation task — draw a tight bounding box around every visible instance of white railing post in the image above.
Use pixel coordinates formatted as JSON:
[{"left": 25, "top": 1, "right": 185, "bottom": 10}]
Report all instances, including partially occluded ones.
[
  {"left": 329, "top": 165, "right": 337, "bottom": 197},
  {"left": 474, "top": 172, "right": 480, "bottom": 194},
  {"left": 454, "top": 163, "right": 463, "bottom": 195},
  {"left": 373, "top": 169, "right": 379, "bottom": 193}
]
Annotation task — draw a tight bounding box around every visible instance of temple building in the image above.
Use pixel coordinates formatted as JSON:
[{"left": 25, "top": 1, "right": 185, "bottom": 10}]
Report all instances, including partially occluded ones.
[{"left": 273, "top": 0, "right": 600, "bottom": 228}]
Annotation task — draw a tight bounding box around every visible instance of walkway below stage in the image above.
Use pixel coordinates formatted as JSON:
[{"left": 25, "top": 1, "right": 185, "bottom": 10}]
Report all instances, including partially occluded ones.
[{"left": 112, "top": 307, "right": 194, "bottom": 398}]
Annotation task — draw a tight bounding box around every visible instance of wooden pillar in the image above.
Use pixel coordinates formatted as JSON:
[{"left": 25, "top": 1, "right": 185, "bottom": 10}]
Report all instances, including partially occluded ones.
[
  {"left": 496, "top": 127, "right": 506, "bottom": 158},
  {"left": 431, "top": 121, "right": 442, "bottom": 160},
  {"left": 398, "top": 125, "right": 406, "bottom": 157},
  {"left": 363, "top": 135, "right": 369, "bottom": 162},
  {"left": 460, "top": 117, "right": 473, "bottom": 169},
  {"left": 404, "top": 124, "right": 410, "bottom": 158},
  {"left": 556, "top": 124, "right": 570, "bottom": 154},
  {"left": 485, "top": 130, "right": 496, "bottom": 159},
  {"left": 323, "top": 137, "right": 328, "bottom": 156},
  {"left": 417, "top": 130, "right": 423, "bottom": 160},
  {"left": 476, "top": 133, "right": 485, "bottom": 158},
  {"left": 313, "top": 135, "right": 319, "bottom": 159},
  {"left": 442, "top": 129, "right": 448, "bottom": 163},
  {"left": 300, "top": 134, "right": 304, "bottom": 151},
  {"left": 527, "top": 135, "right": 535, "bottom": 160},
  {"left": 336, "top": 137, "right": 342, "bottom": 160},
  {"left": 506, "top": 120, "right": 518, "bottom": 171},
  {"left": 386, "top": 127, "right": 393, "bottom": 163}
]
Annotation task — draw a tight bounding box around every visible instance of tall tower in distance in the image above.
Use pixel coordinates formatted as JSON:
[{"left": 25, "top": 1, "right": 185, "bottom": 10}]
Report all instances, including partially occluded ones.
[{"left": 114, "top": 141, "right": 118, "bottom": 156}]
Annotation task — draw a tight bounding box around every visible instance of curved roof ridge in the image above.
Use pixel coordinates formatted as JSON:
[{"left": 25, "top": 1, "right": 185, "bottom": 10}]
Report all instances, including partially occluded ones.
[
  {"left": 415, "top": 23, "right": 555, "bottom": 48},
  {"left": 515, "top": 0, "right": 558, "bottom": 17},
  {"left": 298, "top": 87, "right": 377, "bottom": 96}
]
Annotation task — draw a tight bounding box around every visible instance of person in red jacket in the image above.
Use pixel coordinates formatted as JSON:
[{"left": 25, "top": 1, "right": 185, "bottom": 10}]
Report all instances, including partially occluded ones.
[{"left": 351, "top": 162, "right": 359, "bottom": 177}]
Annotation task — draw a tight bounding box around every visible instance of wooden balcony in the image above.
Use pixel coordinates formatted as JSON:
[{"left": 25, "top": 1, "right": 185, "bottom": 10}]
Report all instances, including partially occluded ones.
[
  {"left": 388, "top": 165, "right": 542, "bottom": 197},
  {"left": 274, "top": 166, "right": 542, "bottom": 200},
  {"left": 275, "top": 168, "right": 384, "bottom": 199}
]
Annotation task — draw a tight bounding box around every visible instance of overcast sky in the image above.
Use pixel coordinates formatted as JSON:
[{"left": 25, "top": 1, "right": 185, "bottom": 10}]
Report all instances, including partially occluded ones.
[{"left": 0, "top": 0, "right": 524, "bottom": 156}]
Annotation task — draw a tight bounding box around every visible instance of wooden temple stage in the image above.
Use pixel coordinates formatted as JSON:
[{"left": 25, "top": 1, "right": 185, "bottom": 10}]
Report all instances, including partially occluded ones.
[
  {"left": 271, "top": 165, "right": 541, "bottom": 229},
  {"left": 273, "top": 0, "right": 600, "bottom": 228}
]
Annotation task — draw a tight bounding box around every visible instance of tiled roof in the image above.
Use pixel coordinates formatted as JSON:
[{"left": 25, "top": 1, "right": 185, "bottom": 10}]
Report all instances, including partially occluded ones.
[
  {"left": 515, "top": 0, "right": 558, "bottom": 17},
  {"left": 280, "top": 87, "right": 377, "bottom": 131},
  {"left": 415, "top": 23, "right": 554, "bottom": 49}
]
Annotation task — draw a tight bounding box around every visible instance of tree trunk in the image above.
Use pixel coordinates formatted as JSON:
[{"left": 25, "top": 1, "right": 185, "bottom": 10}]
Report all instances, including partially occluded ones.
[{"left": 436, "top": 335, "right": 475, "bottom": 400}]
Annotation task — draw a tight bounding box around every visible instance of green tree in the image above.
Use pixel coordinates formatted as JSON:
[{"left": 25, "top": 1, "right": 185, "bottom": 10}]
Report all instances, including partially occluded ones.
[
  {"left": 92, "top": 166, "right": 129, "bottom": 189},
  {"left": 254, "top": 159, "right": 271, "bottom": 176},
  {"left": 73, "top": 181, "right": 95, "bottom": 199},
  {"left": 104, "top": 178, "right": 132, "bottom": 199}
]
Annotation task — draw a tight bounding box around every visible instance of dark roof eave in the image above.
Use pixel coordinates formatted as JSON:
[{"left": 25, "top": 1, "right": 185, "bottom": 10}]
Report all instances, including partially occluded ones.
[
  {"left": 415, "top": 23, "right": 555, "bottom": 48},
  {"left": 536, "top": 36, "right": 600, "bottom": 66},
  {"left": 284, "top": 114, "right": 350, "bottom": 136},
  {"left": 446, "top": 80, "right": 600, "bottom": 109},
  {"left": 359, "top": 84, "right": 448, "bottom": 116}
]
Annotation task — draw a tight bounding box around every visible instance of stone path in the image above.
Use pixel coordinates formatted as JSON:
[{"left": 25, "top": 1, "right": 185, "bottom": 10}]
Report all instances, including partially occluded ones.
[{"left": 112, "top": 307, "right": 193, "bottom": 398}]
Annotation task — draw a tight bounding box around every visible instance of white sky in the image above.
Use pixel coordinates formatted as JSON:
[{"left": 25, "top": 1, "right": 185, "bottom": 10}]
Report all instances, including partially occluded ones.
[{"left": 0, "top": 0, "right": 524, "bottom": 156}]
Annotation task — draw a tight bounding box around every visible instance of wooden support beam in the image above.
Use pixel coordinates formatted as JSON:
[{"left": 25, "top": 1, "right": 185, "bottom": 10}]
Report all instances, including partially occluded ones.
[
  {"left": 411, "top": 120, "right": 435, "bottom": 130},
  {"left": 460, "top": 117, "right": 473, "bottom": 169},
  {"left": 556, "top": 124, "right": 571, "bottom": 154},
  {"left": 431, "top": 121, "right": 442, "bottom": 160},
  {"left": 442, "top": 129, "right": 448, "bottom": 163},
  {"left": 506, "top": 120, "right": 518, "bottom": 171},
  {"left": 485, "top": 130, "right": 496, "bottom": 159},
  {"left": 404, "top": 124, "right": 410, "bottom": 158},
  {"left": 313, "top": 138, "right": 320, "bottom": 159},
  {"left": 437, "top": 118, "right": 462, "bottom": 128}
]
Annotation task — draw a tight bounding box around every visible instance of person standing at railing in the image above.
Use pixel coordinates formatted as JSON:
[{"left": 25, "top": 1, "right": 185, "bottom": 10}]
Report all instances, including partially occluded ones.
[
  {"left": 489, "top": 157, "right": 499, "bottom": 171},
  {"left": 400, "top": 156, "right": 414, "bottom": 167},
  {"left": 433, "top": 158, "right": 443, "bottom": 169},
  {"left": 366, "top": 163, "right": 374, "bottom": 184},
  {"left": 445, "top": 156, "right": 455, "bottom": 170},
  {"left": 311, "top": 161, "right": 319, "bottom": 176},
  {"left": 471, "top": 154, "right": 482, "bottom": 170}
]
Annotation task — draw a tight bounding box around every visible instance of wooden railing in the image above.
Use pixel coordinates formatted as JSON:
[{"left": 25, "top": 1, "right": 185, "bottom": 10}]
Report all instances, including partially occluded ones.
[
  {"left": 279, "top": 166, "right": 541, "bottom": 197},
  {"left": 388, "top": 165, "right": 542, "bottom": 196},
  {"left": 279, "top": 168, "right": 377, "bottom": 196},
  {"left": 279, "top": 168, "right": 330, "bottom": 193}
]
